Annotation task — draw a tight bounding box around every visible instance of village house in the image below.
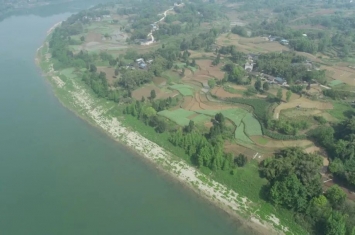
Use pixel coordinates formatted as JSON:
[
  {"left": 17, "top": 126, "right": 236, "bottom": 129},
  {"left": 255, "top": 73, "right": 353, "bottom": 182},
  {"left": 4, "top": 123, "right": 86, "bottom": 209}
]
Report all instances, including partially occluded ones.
[{"left": 245, "top": 61, "right": 253, "bottom": 72}]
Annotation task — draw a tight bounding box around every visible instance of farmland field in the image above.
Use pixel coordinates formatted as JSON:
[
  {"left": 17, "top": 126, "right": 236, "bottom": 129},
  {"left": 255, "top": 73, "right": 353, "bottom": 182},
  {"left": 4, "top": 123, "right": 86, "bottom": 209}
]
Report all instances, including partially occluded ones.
[
  {"left": 220, "top": 109, "right": 248, "bottom": 127},
  {"left": 235, "top": 123, "right": 253, "bottom": 144},
  {"left": 243, "top": 113, "right": 263, "bottom": 136},
  {"left": 169, "top": 84, "right": 194, "bottom": 96},
  {"left": 158, "top": 108, "right": 195, "bottom": 126}
]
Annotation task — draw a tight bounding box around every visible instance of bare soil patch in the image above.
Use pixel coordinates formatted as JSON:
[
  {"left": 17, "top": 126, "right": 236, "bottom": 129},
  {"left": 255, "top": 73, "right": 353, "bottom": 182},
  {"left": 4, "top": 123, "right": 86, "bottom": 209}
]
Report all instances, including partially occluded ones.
[
  {"left": 321, "top": 64, "right": 355, "bottom": 85},
  {"left": 216, "top": 34, "right": 288, "bottom": 54},
  {"left": 132, "top": 84, "right": 178, "bottom": 100},
  {"left": 97, "top": 66, "right": 116, "bottom": 85},
  {"left": 253, "top": 137, "right": 313, "bottom": 148},
  {"left": 86, "top": 32, "right": 102, "bottom": 43},
  {"left": 195, "top": 60, "right": 224, "bottom": 79},
  {"left": 152, "top": 77, "right": 166, "bottom": 86},
  {"left": 273, "top": 96, "right": 333, "bottom": 119},
  {"left": 211, "top": 87, "right": 243, "bottom": 98},
  {"left": 224, "top": 143, "right": 259, "bottom": 160}
]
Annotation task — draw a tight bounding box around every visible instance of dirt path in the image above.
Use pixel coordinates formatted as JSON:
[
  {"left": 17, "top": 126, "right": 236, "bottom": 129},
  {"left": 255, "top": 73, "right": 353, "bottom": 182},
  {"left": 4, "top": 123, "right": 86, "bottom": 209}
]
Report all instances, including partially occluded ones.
[{"left": 144, "top": 6, "right": 174, "bottom": 45}]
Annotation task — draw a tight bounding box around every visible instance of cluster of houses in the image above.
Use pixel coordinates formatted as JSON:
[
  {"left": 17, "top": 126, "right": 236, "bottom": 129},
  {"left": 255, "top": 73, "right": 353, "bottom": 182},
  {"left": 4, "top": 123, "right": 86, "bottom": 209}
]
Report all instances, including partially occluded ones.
[{"left": 243, "top": 53, "right": 289, "bottom": 86}]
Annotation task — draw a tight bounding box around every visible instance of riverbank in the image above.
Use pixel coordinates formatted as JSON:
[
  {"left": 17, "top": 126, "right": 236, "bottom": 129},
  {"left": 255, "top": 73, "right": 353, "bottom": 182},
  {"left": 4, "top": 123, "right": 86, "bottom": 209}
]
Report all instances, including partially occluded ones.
[{"left": 36, "top": 23, "right": 291, "bottom": 235}]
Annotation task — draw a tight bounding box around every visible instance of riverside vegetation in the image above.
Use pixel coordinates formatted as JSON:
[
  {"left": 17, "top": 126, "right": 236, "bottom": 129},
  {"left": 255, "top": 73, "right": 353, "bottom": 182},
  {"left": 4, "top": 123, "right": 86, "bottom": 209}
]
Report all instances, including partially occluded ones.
[{"left": 38, "top": 0, "right": 355, "bottom": 234}]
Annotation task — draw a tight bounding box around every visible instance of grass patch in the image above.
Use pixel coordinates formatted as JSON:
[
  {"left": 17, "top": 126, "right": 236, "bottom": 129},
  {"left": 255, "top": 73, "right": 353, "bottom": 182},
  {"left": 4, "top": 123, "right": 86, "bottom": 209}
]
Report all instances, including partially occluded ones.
[
  {"left": 162, "top": 71, "right": 180, "bottom": 84},
  {"left": 173, "top": 62, "right": 186, "bottom": 69},
  {"left": 195, "top": 109, "right": 219, "bottom": 116},
  {"left": 192, "top": 114, "right": 211, "bottom": 123},
  {"left": 254, "top": 136, "right": 269, "bottom": 145},
  {"left": 328, "top": 79, "right": 344, "bottom": 87},
  {"left": 169, "top": 84, "right": 194, "bottom": 96},
  {"left": 223, "top": 85, "right": 245, "bottom": 95},
  {"left": 328, "top": 102, "right": 353, "bottom": 120},
  {"left": 60, "top": 68, "right": 76, "bottom": 80}
]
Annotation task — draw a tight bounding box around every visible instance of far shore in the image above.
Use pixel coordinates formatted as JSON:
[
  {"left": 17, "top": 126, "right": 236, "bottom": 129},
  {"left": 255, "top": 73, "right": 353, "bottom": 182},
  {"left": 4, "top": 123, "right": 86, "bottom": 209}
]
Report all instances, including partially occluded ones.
[{"left": 35, "top": 21, "right": 288, "bottom": 235}]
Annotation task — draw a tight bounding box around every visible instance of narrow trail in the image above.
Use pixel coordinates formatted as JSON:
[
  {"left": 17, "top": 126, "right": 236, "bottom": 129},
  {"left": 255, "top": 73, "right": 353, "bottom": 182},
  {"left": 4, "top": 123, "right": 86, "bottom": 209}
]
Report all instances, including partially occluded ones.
[{"left": 143, "top": 7, "right": 174, "bottom": 45}]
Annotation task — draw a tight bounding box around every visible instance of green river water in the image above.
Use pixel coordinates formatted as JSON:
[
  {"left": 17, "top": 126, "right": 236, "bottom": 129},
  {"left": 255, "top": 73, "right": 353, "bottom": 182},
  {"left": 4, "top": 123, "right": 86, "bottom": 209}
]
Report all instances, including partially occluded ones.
[{"left": 0, "top": 2, "right": 250, "bottom": 235}]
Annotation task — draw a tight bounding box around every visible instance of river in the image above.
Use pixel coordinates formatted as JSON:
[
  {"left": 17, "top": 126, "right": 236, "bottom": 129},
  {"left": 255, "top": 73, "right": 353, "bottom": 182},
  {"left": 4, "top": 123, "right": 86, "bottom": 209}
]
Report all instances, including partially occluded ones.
[{"left": 0, "top": 1, "right": 249, "bottom": 235}]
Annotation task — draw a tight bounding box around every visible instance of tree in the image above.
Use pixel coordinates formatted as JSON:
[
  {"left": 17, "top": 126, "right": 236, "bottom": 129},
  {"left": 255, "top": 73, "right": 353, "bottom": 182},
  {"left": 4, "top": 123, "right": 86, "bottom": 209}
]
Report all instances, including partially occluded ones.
[
  {"left": 308, "top": 195, "right": 330, "bottom": 219},
  {"left": 181, "top": 68, "right": 185, "bottom": 76},
  {"left": 208, "top": 79, "right": 216, "bottom": 88},
  {"left": 234, "top": 154, "right": 247, "bottom": 167},
  {"left": 325, "top": 211, "right": 347, "bottom": 235},
  {"left": 80, "top": 36, "right": 85, "bottom": 42},
  {"left": 150, "top": 89, "right": 156, "bottom": 100},
  {"left": 155, "top": 120, "right": 167, "bottom": 133},
  {"left": 143, "top": 107, "right": 157, "bottom": 118},
  {"left": 109, "top": 59, "right": 117, "bottom": 67},
  {"left": 270, "top": 174, "right": 308, "bottom": 212},
  {"left": 277, "top": 88, "right": 283, "bottom": 102},
  {"left": 184, "top": 120, "right": 195, "bottom": 133},
  {"left": 114, "top": 68, "right": 119, "bottom": 76},
  {"left": 141, "top": 96, "right": 145, "bottom": 103},
  {"left": 286, "top": 90, "right": 292, "bottom": 102},
  {"left": 263, "top": 82, "right": 270, "bottom": 91},
  {"left": 254, "top": 80, "right": 262, "bottom": 91},
  {"left": 212, "top": 54, "right": 220, "bottom": 66},
  {"left": 90, "top": 64, "right": 97, "bottom": 73},
  {"left": 325, "top": 185, "right": 346, "bottom": 208}
]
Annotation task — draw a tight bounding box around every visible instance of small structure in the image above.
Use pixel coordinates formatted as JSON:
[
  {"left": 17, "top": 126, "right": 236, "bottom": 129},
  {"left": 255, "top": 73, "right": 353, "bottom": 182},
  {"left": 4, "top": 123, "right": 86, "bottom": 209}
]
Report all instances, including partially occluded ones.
[
  {"left": 136, "top": 58, "right": 145, "bottom": 64},
  {"left": 302, "top": 33, "right": 307, "bottom": 37},
  {"left": 245, "top": 62, "right": 253, "bottom": 72},
  {"left": 147, "top": 59, "right": 154, "bottom": 64},
  {"left": 280, "top": 39, "right": 289, "bottom": 45},
  {"left": 139, "top": 63, "right": 147, "bottom": 69},
  {"left": 263, "top": 74, "right": 275, "bottom": 82},
  {"left": 275, "top": 77, "right": 287, "bottom": 86}
]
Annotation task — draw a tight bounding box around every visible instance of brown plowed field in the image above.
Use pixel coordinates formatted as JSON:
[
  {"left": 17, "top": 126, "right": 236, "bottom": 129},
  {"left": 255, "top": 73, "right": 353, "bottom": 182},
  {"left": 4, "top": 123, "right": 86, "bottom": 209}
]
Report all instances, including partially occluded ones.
[
  {"left": 195, "top": 60, "right": 224, "bottom": 79},
  {"left": 211, "top": 87, "right": 243, "bottom": 98},
  {"left": 97, "top": 66, "right": 116, "bottom": 85}
]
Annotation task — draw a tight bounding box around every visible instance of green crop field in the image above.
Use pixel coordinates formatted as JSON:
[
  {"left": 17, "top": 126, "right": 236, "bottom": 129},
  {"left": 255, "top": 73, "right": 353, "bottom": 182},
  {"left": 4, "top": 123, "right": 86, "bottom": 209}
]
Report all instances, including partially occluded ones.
[
  {"left": 235, "top": 123, "right": 254, "bottom": 144},
  {"left": 220, "top": 109, "right": 248, "bottom": 126},
  {"left": 243, "top": 113, "right": 263, "bottom": 136},
  {"left": 192, "top": 114, "right": 211, "bottom": 123},
  {"left": 158, "top": 108, "right": 195, "bottom": 126},
  {"left": 169, "top": 84, "right": 194, "bottom": 96}
]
